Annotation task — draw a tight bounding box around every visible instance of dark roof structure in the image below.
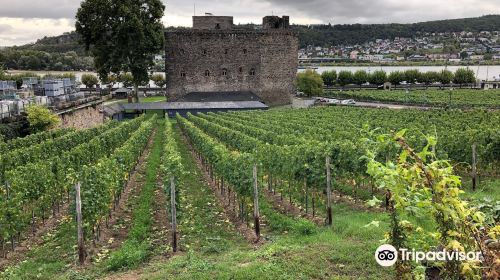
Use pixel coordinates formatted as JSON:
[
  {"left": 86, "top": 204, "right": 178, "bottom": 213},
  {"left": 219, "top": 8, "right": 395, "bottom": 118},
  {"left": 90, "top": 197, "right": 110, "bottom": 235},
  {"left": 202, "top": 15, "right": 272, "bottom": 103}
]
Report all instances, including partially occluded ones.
[
  {"left": 176, "top": 91, "right": 263, "bottom": 103},
  {"left": 103, "top": 100, "right": 268, "bottom": 119}
]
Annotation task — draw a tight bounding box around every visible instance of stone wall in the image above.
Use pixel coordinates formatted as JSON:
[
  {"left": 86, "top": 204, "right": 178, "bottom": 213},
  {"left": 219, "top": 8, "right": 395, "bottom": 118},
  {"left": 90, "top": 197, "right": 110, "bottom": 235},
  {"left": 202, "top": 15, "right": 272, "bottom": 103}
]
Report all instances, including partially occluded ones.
[
  {"left": 164, "top": 16, "right": 298, "bottom": 106},
  {"left": 59, "top": 107, "right": 104, "bottom": 129},
  {"left": 193, "top": 16, "right": 234, "bottom": 30}
]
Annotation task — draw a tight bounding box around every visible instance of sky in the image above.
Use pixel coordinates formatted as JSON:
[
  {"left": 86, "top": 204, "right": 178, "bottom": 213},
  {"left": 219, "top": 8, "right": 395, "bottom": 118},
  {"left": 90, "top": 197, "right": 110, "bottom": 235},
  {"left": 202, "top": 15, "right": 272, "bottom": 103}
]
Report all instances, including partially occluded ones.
[{"left": 0, "top": 0, "right": 498, "bottom": 46}]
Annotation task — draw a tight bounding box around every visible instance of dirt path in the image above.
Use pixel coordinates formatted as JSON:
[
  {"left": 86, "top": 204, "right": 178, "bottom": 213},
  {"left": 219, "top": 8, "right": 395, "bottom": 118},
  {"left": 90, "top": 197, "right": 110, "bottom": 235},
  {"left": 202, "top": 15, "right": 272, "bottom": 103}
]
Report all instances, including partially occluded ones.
[
  {"left": 262, "top": 189, "right": 325, "bottom": 226},
  {"left": 179, "top": 128, "right": 261, "bottom": 245},
  {"left": 87, "top": 129, "right": 157, "bottom": 262},
  {"left": 150, "top": 175, "right": 172, "bottom": 259}
]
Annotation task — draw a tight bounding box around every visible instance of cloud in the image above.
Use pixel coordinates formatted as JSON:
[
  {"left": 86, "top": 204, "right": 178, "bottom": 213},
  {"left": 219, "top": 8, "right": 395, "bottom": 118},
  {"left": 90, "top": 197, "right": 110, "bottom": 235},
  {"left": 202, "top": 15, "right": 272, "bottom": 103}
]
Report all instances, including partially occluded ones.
[
  {"left": 0, "top": 0, "right": 78, "bottom": 19},
  {"left": 0, "top": 0, "right": 498, "bottom": 45},
  {"left": 0, "top": 24, "right": 13, "bottom": 33},
  {"left": 260, "top": 0, "right": 500, "bottom": 24},
  {"left": 0, "top": 18, "right": 74, "bottom": 46}
]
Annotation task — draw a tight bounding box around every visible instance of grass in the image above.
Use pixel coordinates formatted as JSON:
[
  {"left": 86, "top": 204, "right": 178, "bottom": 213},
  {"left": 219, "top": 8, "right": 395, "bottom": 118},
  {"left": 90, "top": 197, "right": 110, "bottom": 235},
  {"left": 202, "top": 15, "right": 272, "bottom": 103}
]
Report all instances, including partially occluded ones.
[
  {"left": 95, "top": 122, "right": 394, "bottom": 279},
  {"left": 105, "top": 120, "right": 165, "bottom": 271},
  {"left": 113, "top": 200, "right": 392, "bottom": 280},
  {"left": 0, "top": 219, "right": 77, "bottom": 280},
  {"left": 2, "top": 119, "right": 398, "bottom": 280},
  {"left": 120, "top": 96, "right": 166, "bottom": 104}
]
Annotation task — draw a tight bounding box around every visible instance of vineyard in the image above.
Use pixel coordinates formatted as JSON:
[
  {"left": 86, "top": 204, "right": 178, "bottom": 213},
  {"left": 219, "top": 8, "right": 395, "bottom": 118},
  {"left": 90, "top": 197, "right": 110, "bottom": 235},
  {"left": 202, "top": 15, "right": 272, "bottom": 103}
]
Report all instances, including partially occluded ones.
[
  {"left": 0, "top": 106, "right": 498, "bottom": 279},
  {"left": 325, "top": 89, "right": 500, "bottom": 108}
]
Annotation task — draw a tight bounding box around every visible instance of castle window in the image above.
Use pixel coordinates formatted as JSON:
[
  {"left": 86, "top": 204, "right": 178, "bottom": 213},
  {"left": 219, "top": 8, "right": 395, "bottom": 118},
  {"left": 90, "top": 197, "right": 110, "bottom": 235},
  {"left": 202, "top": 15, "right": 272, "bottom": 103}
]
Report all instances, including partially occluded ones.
[
  {"left": 216, "top": 23, "right": 221, "bottom": 29},
  {"left": 224, "top": 49, "right": 228, "bottom": 54},
  {"left": 243, "top": 49, "right": 247, "bottom": 54},
  {"left": 180, "top": 71, "right": 186, "bottom": 77},
  {"left": 202, "top": 49, "right": 207, "bottom": 55},
  {"left": 205, "top": 70, "right": 210, "bottom": 77},
  {"left": 222, "top": 68, "right": 228, "bottom": 76},
  {"left": 239, "top": 67, "right": 243, "bottom": 73},
  {"left": 249, "top": 68, "right": 256, "bottom": 76}
]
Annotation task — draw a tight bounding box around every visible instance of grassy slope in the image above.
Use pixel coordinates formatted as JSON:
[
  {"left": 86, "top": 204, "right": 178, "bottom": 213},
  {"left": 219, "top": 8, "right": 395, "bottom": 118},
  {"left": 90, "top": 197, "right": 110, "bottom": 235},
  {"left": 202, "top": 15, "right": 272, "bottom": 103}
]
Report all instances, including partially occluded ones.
[
  {"left": 101, "top": 122, "right": 394, "bottom": 280},
  {"left": 2, "top": 119, "right": 395, "bottom": 279},
  {"left": 325, "top": 89, "right": 500, "bottom": 108}
]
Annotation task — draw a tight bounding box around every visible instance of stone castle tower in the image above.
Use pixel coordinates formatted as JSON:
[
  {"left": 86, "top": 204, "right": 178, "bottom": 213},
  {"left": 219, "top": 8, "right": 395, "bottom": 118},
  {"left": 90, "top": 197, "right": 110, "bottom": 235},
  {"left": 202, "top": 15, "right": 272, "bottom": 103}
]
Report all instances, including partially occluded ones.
[{"left": 164, "top": 15, "right": 298, "bottom": 105}]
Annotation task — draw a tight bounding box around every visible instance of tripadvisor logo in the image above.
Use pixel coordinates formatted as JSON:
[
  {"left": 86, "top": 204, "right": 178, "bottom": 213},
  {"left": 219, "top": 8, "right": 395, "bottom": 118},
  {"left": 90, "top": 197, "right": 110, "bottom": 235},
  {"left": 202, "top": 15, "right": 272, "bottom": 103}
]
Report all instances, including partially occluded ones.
[
  {"left": 375, "top": 244, "right": 398, "bottom": 267},
  {"left": 375, "top": 244, "right": 483, "bottom": 267}
]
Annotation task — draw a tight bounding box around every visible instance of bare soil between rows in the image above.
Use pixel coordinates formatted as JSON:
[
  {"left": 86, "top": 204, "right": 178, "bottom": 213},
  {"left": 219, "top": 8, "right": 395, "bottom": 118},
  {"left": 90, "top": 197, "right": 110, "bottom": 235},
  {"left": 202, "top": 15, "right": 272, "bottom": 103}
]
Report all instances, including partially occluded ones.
[
  {"left": 86, "top": 129, "right": 158, "bottom": 265},
  {"left": 179, "top": 129, "right": 263, "bottom": 246}
]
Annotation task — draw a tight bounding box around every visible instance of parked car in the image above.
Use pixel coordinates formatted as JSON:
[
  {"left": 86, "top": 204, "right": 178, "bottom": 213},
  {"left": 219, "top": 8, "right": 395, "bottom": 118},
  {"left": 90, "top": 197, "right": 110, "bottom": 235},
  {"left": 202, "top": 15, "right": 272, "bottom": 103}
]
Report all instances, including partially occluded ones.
[{"left": 341, "top": 99, "right": 356, "bottom": 105}]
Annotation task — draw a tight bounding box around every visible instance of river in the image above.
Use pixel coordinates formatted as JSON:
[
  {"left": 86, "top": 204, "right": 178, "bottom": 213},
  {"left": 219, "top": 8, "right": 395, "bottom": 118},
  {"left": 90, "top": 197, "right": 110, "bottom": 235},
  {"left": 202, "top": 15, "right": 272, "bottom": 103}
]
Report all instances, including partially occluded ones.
[{"left": 7, "top": 65, "right": 500, "bottom": 85}]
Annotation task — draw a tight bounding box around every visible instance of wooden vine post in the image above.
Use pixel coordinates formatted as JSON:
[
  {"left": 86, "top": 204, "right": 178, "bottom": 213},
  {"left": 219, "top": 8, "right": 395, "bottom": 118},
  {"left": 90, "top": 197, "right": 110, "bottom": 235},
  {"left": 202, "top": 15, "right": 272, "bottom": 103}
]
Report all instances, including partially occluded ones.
[
  {"left": 471, "top": 144, "right": 477, "bottom": 191},
  {"left": 170, "top": 177, "right": 178, "bottom": 252},
  {"left": 326, "top": 156, "right": 333, "bottom": 226},
  {"left": 75, "top": 182, "right": 86, "bottom": 265},
  {"left": 253, "top": 164, "right": 260, "bottom": 240}
]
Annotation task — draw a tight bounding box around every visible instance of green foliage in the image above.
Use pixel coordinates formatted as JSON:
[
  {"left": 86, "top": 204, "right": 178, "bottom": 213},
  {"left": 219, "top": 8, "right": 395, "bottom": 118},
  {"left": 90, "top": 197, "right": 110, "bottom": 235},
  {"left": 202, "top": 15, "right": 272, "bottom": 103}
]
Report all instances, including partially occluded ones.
[
  {"left": 327, "top": 89, "right": 500, "bottom": 108},
  {"left": 106, "top": 119, "right": 162, "bottom": 270},
  {"left": 368, "top": 70, "right": 387, "bottom": 85},
  {"left": 403, "top": 69, "right": 421, "bottom": 83},
  {"left": 439, "top": 69, "right": 454, "bottom": 84},
  {"left": 118, "top": 73, "right": 134, "bottom": 88},
  {"left": 388, "top": 71, "right": 405, "bottom": 85},
  {"left": 321, "top": 70, "right": 337, "bottom": 86},
  {"left": 363, "top": 132, "right": 493, "bottom": 279},
  {"left": 25, "top": 105, "right": 60, "bottom": 133},
  {"left": 453, "top": 68, "right": 477, "bottom": 84},
  {"left": 296, "top": 70, "right": 324, "bottom": 96},
  {"left": 353, "top": 70, "right": 369, "bottom": 85},
  {"left": 0, "top": 48, "right": 94, "bottom": 71},
  {"left": 81, "top": 73, "right": 99, "bottom": 88},
  {"left": 338, "top": 70, "right": 354, "bottom": 86},
  {"left": 76, "top": 0, "right": 165, "bottom": 102},
  {"left": 151, "top": 73, "right": 166, "bottom": 88},
  {"left": 295, "top": 15, "right": 500, "bottom": 47}
]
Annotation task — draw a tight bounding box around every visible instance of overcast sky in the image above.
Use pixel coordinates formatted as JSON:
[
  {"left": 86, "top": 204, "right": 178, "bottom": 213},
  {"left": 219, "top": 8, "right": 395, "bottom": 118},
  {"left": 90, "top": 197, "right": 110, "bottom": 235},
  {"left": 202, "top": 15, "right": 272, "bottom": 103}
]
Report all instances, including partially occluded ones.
[{"left": 0, "top": 0, "right": 498, "bottom": 46}]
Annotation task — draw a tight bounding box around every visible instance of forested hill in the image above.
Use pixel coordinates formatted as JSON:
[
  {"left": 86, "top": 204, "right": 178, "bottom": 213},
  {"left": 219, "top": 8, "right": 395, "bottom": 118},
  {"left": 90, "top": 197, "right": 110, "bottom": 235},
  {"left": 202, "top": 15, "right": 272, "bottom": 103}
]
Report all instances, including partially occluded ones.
[
  {"left": 294, "top": 15, "right": 500, "bottom": 47},
  {"left": 13, "top": 31, "right": 86, "bottom": 55}
]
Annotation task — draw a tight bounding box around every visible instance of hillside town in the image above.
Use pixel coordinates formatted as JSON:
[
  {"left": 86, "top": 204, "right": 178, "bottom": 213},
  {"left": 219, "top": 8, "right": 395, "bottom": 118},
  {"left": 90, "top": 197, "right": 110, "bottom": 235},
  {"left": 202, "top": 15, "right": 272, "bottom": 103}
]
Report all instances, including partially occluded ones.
[{"left": 299, "top": 30, "right": 500, "bottom": 63}]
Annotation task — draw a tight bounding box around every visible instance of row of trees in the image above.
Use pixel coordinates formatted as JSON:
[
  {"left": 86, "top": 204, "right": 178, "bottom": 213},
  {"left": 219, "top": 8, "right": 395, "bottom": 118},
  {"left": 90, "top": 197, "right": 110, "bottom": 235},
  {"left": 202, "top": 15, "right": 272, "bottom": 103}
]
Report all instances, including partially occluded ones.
[
  {"left": 0, "top": 49, "right": 94, "bottom": 71},
  {"left": 298, "top": 68, "right": 477, "bottom": 96},
  {"left": 0, "top": 67, "right": 166, "bottom": 92},
  {"left": 320, "top": 68, "right": 477, "bottom": 86},
  {"left": 80, "top": 73, "right": 166, "bottom": 91}
]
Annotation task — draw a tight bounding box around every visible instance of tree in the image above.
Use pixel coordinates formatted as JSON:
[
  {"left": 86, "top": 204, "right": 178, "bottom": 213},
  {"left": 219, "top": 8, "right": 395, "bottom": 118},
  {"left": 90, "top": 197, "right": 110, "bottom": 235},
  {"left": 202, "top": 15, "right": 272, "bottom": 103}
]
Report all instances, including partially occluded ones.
[
  {"left": 337, "top": 71, "right": 354, "bottom": 86},
  {"left": 0, "top": 66, "right": 5, "bottom": 80},
  {"left": 403, "top": 69, "right": 421, "bottom": 84},
  {"left": 76, "top": 0, "right": 165, "bottom": 103},
  {"left": 26, "top": 105, "right": 60, "bottom": 133},
  {"left": 353, "top": 70, "right": 369, "bottom": 85},
  {"left": 81, "top": 74, "right": 99, "bottom": 93},
  {"left": 453, "top": 68, "right": 476, "bottom": 85},
  {"left": 388, "top": 71, "right": 405, "bottom": 85},
  {"left": 439, "top": 70, "right": 454, "bottom": 84},
  {"left": 118, "top": 73, "right": 134, "bottom": 88},
  {"left": 296, "top": 70, "right": 324, "bottom": 97},
  {"left": 151, "top": 73, "right": 167, "bottom": 97},
  {"left": 369, "top": 70, "right": 387, "bottom": 85},
  {"left": 420, "top": 71, "right": 440, "bottom": 85},
  {"left": 321, "top": 70, "right": 337, "bottom": 86}
]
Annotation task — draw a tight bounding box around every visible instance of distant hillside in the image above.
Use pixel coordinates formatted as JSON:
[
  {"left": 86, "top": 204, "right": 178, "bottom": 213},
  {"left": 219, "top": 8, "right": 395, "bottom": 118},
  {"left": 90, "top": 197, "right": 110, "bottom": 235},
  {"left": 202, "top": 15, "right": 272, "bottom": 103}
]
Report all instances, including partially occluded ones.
[
  {"left": 14, "top": 31, "right": 86, "bottom": 55},
  {"left": 295, "top": 15, "right": 500, "bottom": 47},
  {"left": 1, "top": 15, "right": 499, "bottom": 71}
]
